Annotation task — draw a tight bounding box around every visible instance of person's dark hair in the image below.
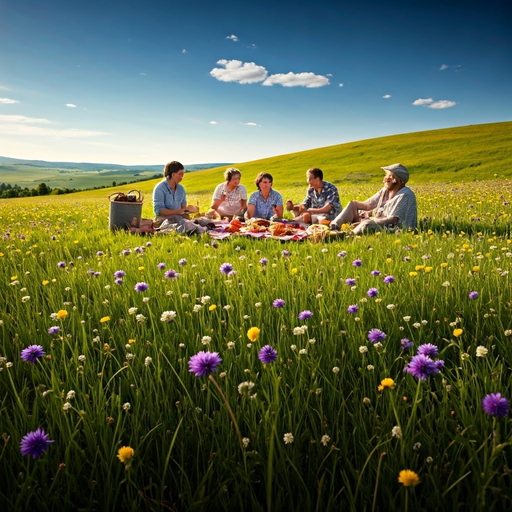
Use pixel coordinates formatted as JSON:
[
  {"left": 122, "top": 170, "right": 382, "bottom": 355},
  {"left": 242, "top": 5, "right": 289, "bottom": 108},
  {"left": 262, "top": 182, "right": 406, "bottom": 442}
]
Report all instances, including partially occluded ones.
[
  {"left": 307, "top": 167, "right": 323, "bottom": 180},
  {"left": 164, "top": 161, "right": 184, "bottom": 179},
  {"left": 224, "top": 167, "right": 241, "bottom": 182},
  {"left": 255, "top": 172, "right": 273, "bottom": 190}
]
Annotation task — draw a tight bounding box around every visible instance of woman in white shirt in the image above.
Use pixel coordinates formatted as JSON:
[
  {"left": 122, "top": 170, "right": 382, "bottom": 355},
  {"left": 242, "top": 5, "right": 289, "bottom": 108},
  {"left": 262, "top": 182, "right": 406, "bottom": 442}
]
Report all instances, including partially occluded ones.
[{"left": 207, "top": 168, "right": 247, "bottom": 219}]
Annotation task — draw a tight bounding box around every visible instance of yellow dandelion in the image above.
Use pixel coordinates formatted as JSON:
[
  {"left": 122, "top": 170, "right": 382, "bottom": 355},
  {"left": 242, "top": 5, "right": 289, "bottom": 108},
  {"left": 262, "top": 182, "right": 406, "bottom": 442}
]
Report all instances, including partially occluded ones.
[
  {"left": 378, "top": 378, "right": 395, "bottom": 391},
  {"left": 247, "top": 327, "right": 260, "bottom": 342},
  {"left": 441, "top": 263, "right": 448, "bottom": 268},
  {"left": 209, "top": 305, "right": 217, "bottom": 311},
  {"left": 472, "top": 266, "right": 479, "bottom": 272},
  {"left": 128, "top": 339, "right": 136, "bottom": 344},
  {"left": 453, "top": 328, "right": 463, "bottom": 338},
  {"left": 100, "top": 316, "right": 110, "bottom": 323},
  {"left": 138, "top": 266, "right": 144, "bottom": 271},
  {"left": 424, "top": 267, "right": 433, "bottom": 273},
  {"left": 409, "top": 272, "right": 418, "bottom": 277},
  {"left": 415, "top": 265, "right": 424, "bottom": 271},
  {"left": 57, "top": 310, "right": 68, "bottom": 319},
  {"left": 386, "top": 258, "right": 392, "bottom": 263},
  {"left": 290, "top": 268, "right": 298, "bottom": 275},
  {"left": 117, "top": 446, "right": 135, "bottom": 463},
  {"left": 398, "top": 469, "right": 420, "bottom": 487},
  {"left": 11, "top": 276, "right": 18, "bottom": 281}
]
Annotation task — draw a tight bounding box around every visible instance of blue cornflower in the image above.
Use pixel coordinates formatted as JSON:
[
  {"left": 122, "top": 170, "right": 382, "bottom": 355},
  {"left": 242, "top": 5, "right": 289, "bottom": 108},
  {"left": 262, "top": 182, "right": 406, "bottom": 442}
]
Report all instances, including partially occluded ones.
[
  {"left": 367, "top": 329, "right": 386, "bottom": 343},
  {"left": 258, "top": 345, "right": 278, "bottom": 364},
  {"left": 20, "top": 428, "right": 54, "bottom": 459},
  {"left": 188, "top": 351, "right": 222, "bottom": 377}
]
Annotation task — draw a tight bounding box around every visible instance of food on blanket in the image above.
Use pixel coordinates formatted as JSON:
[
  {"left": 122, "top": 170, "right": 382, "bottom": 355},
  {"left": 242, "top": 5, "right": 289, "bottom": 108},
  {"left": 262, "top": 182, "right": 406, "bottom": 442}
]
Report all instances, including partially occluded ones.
[
  {"left": 243, "top": 218, "right": 271, "bottom": 233},
  {"left": 269, "top": 222, "right": 295, "bottom": 237},
  {"left": 306, "top": 224, "right": 329, "bottom": 235},
  {"left": 225, "top": 219, "right": 243, "bottom": 233},
  {"left": 319, "top": 219, "right": 331, "bottom": 226}
]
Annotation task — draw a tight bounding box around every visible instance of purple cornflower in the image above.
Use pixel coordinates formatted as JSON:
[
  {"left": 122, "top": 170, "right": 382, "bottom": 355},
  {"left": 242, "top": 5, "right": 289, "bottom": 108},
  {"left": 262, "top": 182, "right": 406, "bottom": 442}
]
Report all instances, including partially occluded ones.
[
  {"left": 48, "top": 326, "right": 60, "bottom": 335},
  {"left": 347, "top": 304, "right": 359, "bottom": 314},
  {"left": 273, "top": 299, "right": 286, "bottom": 308},
  {"left": 114, "top": 270, "right": 125, "bottom": 278},
  {"left": 482, "top": 393, "right": 509, "bottom": 418},
  {"left": 417, "top": 343, "right": 439, "bottom": 358},
  {"left": 352, "top": 259, "right": 362, "bottom": 267},
  {"left": 220, "top": 263, "right": 234, "bottom": 275},
  {"left": 259, "top": 258, "right": 269, "bottom": 265},
  {"left": 401, "top": 338, "right": 413, "bottom": 350},
  {"left": 298, "top": 310, "right": 313, "bottom": 320},
  {"left": 164, "top": 269, "right": 180, "bottom": 280},
  {"left": 134, "top": 282, "right": 149, "bottom": 292},
  {"left": 57, "top": 261, "right": 66, "bottom": 269},
  {"left": 188, "top": 351, "right": 222, "bottom": 377},
  {"left": 337, "top": 251, "right": 347, "bottom": 258},
  {"left": 20, "top": 428, "right": 54, "bottom": 459},
  {"left": 87, "top": 268, "right": 95, "bottom": 275},
  {"left": 178, "top": 258, "right": 187, "bottom": 266},
  {"left": 157, "top": 262, "right": 166, "bottom": 270},
  {"left": 469, "top": 291, "right": 479, "bottom": 300},
  {"left": 96, "top": 251, "right": 104, "bottom": 256},
  {"left": 405, "top": 354, "right": 442, "bottom": 380},
  {"left": 371, "top": 270, "right": 381, "bottom": 276},
  {"left": 258, "top": 345, "right": 278, "bottom": 364},
  {"left": 281, "top": 250, "right": 290, "bottom": 257},
  {"left": 20, "top": 345, "right": 45, "bottom": 363},
  {"left": 93, "top": 272, "right": 101, "bottom": 278},
  {"left": 367, "top": 329, "right": 386, "bottom": 343},
  {"left": 115, "top": 278, "right": 124, "bottom": 286},
  {"left": 367, "top": 288, "right": 379, "bottom": 298},
  {"left": 146, "top": 242, "right": 152, "bottom": 247},
  {"left": 134, "top": 247, "right": 144, "bottom": 254},
  {"left": 345, "top": 278, "right": 356, "bottom": 286},
  {"left": 383, "top": 275, "right": 395, "bottom": 284},
  {"left": 122, "top": 249, "right": 131, "bottom": 256}
]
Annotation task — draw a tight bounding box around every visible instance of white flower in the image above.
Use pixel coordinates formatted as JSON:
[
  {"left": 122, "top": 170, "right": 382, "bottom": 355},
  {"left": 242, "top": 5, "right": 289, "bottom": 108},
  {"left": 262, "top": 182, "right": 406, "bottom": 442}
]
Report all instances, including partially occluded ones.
[
  {"left": 201, "top": 336, "right": 212, "bottom": 345},
  {"left": 201, "top": 296, "right": 211, "bottom": 304},
  {"left": 78, "top": 355, "right": 86, "bottom": 362},
  {"left": 442, "top": 281, "right": 451, "bottom": 287},
  {"left": 476, "top": 345, "right": 488, "bottom": 357},
  {"left": 363, "top": 397, "right": 371, "bottom": 405},
  {"left": 136, "top": 314, "right": 147, "bottom": 323},
  {"left": 122, "top": 402, "right": 131, "bottom": 411},
  {"left": 128, "top": 307, "right": 138, "bottom": 315},
  {"left": 179, "top": 343, "right": 185, "bottom": 348},
  {"left": 359, "top": 346, "right": 368, "bottom": 354},
  {"left": 142, "top": 297, "right": 149, "bottom": 303},
  {"left": 242, "top": 437, "right": 250, "bottom": 448},
  {"left": 238, "top": 381, "right": 256, "bottom": 396},
  {"left": 403, "top": 316, "right": 411, "bottom": 322},
  {"left": 193, "top": 304, "right": 202, "bottom": 313},
  {"left": 223, "top": 305, "right": 231, "bottom": 310},
  {"left": 293, "top": 326, "right": 308, "bottom": 335},
  {"left": 283, "top": 432, "right": 294, "bottom": 444},
  {"left": 386, "top": 304, "right": 395, "bottom": 310},
  {"left": 461, "top": 352, "right": 470, "bottom": 360},
  {"left": 367, "top": 365, "right": 374, "bottom": 371},
  {"left": 290, "top": 345, "right": 297, "bottom": 351},
  {"left": 21, "top": 296, "right": 31, "bottom": 303},
  {"left": 50, "top": 313, "right": 59, "bottom": 321},
  {"left": 426, "top": 456, "right": 433, "bottom": 464},
  {"left": 104, "top": 285, "right": 111, "bottom": 290},
  {"left": 299, "top": 349, "right": 307, "bottom": 355},
  {"left": 66, "top": 390, "right": 76, "bottom": 400},
  {"left": 413, "top": 322, "right": 421, "bottom": 329},
  {"left": 254, "top": 302, "right": 262, "bottom": 308},
  {"left": 92, "top": 336, "right": 101, "bottom": 343},
  {"left": 505, "top": 330, "right": 512, "bottom": 337},
  {"left": 227, "top": 341, "right": 235, "bottom": 349},
  {"left": 182, "top": 293, "right": 189, "bottom": 298},
  {"left": 413, "top": 442, "right": 421, "bottom": 451},
  {"left": 391, "top": 426, "right": 402, "bottom": 438},
  {"left": 144, "top": 357, "right": 152, "bottom": 366},
  {"left": 63, "top": 402, "right": 72, "bottom": 411},
  {"left": 160, "top": 310, "right": 177, "bottom": 323},
  {"left": 126, "top": 353, "right": 135, "bottom": 361},
  {"left": 321, "top": 434, "right": 331, "bottom": 446},
  {"left": 332, "top": 366, "right": 340, "bottom": 374},
  {"left": 309, "top": 338, "right": 316, "bottom": 344}
]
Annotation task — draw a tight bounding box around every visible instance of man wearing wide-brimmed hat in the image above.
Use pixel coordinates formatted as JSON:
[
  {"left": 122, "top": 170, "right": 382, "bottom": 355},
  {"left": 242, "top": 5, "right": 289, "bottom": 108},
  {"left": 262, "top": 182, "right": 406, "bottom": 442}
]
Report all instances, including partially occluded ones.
[{"left": 329, "top": 163, "right": 417, "bottom": 234}]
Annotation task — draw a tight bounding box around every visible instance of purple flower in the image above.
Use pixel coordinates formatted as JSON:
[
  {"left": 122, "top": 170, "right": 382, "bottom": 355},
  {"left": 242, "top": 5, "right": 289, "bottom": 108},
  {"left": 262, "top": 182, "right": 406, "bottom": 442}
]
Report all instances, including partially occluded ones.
[
  {"left": 367, "top": 288, "right": 379, "bottom": 298},
  {"left": 96, "top": 251, "right": 104, "bottom": 256},
  {"left": 258, "top": 345, "right": 278, "bottom": 364},
  {"left": 367, "top": 329, "right": 386, "bottom": 343},
  {"left": 273, "top": 299, "right": 285, "bottom": 308},
  {"left": 115, "top": 278, "right": 124, "bottom": 285},
  {"left": 48, "top": 326, "right": 60, "bottom": 335},
  {"left": 384, "top": 275, "right": 395, "bottom": 284},
  {"left": 345, "top": 278, "right": 356, "bottom": 286},
  {"left": 87, "top": 268, "right": 95, "bottom": 275},
  {"left": 469, "top": 291, "right": 479, "bottom": 300},
  {"left": 371, "top": 270, "right": 381, "bottom": 276},
  {"left": 57, "top": 261, "right": 66, "bottom": 269},
  {"left": 20, "top": 345, "right": 45, "bottom": 363},
  {"left": 164, "top": 269, "right": 180, "bottom": 280},
  {"left": 134, "top": 282, "right": 149, "bottom": 292},
  {"left": 298, "top": 310, "right": 313, "bottom": 320},
  {"left": 20, "top": 428, "right": 54, "bottom": 459},
  {"left": 93, "top": 272, "right": 101, "bottom": 278},
  {"left": 482, "top": 393, "right": 509, "bottom": 418},
  {"left": 401, "top": 338, "right": 413, "bottom": 350},
  {"left": 352, "top": 259, "right": 362, "bottom": 267},
  {"left": 259, "top": 258, "right": 269, "bottom": 265},
  {"left": 134, "top": 247, "right": 144, "bottom": 254},
  {"left": 337, "top": 251, "right": 347, "bottom": 258},
  {"left": 122, "top": 249, "right": 131, "bottom": 256},
  {"left": 405, "top": 354, "right": 442, "bottom": 380},
  {"left": 188, "top": 351, "right": 222, "bottom": 377},
  {"left": 157, "top": 263, "right": 166, "bottom": 270},
  {"left": 220, "top": 263, "right": 234, "bottom": 275},
  {"left": 347, "top": 304, "right": 359, "bottom": 314},
  {"left": 281, "top": 250, "right": 290, "bottom": 257},
  {"left": 417, "top": 343, "right": 439, "bottom": 358},
  {"left": 146, "top": 242, "right": 152, "bottom": 247},
  {"left": 178, "top": 258, "right": 187, "bottom": 266},
  {"left": 114, "top": 270, "right": 125, "bottom": 278}
]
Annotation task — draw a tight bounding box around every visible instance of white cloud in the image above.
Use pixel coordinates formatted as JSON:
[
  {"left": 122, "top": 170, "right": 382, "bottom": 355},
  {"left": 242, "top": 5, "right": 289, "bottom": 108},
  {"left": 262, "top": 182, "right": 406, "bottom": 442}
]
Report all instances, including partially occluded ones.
[
  {"left": 0, "top": 114, "right": 51, "bottom": 124},
  {"left": 140, "top": 72, "right": 147, "bottom": 76},
  {"left": 383, "top": 94, "right": 391, "bottom": 99},
  {"left": 0, "top": 97, "right": 20, "bottom": 104},
  {"left": 210, "top": 121, "right": 217, "bottom": 125},
  {"left": 429, "top": 100, "right": 457, "bottom": 109},
  {"left": 66, "top": 103, "right": 76, "bottom": 108},
  {"left": 440, "top": 64, "right": 462, "bottom": 72},
  {"left": 262, "top": 72, "right": 330, "bottom": 88},
  {"left": 210, "top": 59, "right": 268, "bottom": 84},
  {"left": 338, "top": 83, "right": 344, "bottom": 87},
  {"left": 182, "top": 49, "right": 187, "bottom": 54},
  {"left": 247, "top": 43, "right": 257, "bottom": 48},
  {"left": 226, "top": 34, "right": 239, "bottom": 42},
  {"left": 244, "top": 122, "right": 258, "bottom": 126},
  {"left": 412, "top": 98, "right": 434, "bottom": 106},
  {"left": 326, "top": 73, "right": 332, "bottom": 77},
  {"left": 440, "top": 64, "right": 449, "bottom": 70},
  {"left": 0, "top": 114, "right": 105, "bottom": 137}
]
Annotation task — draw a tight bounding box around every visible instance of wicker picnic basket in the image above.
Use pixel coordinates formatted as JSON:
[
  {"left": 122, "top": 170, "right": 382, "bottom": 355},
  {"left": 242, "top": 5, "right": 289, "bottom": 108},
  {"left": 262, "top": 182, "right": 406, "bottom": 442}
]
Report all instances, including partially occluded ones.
[{"left": 108, "top": 190, "right": 144, "bottom": 231}]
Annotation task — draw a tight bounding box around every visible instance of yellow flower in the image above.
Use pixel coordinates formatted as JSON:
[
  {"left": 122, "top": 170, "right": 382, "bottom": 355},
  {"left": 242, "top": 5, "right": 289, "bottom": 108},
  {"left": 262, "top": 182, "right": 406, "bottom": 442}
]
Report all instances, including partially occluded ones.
[
  {"left": 409, "top": 272, "right": 418, "bottom": 277},
  {"left": 290, "top": 268, "right": 298, "bottom": 275},
  {"left": 386, "top": 258, "right": 392, "bottom": 263},
  {"left": 117, "top": 446, "right": 135, "bottom": 463},
  {"left": 57, "top": 310, "right": 68, "bottom": 319},
  {"left": 424, "top": 267, "right": 433, "bottom": 273},
  {"left": 472, "top": 266, "right": 479, "bottom": 272},
  {"left": 453, "top": 328, "right": 463, "bottom": 338},
  {"left": 209, "top": 305, "right": 217, "bottom": 311},
  {"left": 440, "top": 263, "right": 448, "bottom": 268},
  {"left": 377, "top": 378, "right": 395, "bottom": 391},
  {"left": 138, "top": 266, "right": 144, "bottom": 271},
  {"left": 128, "top": 339, "right": 136, "bottom": 344},
  {"left": 414, "top": 265, "right": 424, "bottom": 271},
  {"left": 11, "top": 276, "right": 18, "bottom": 281},
  {"left": 100, "top": 316, "right": 110, "bottom": 323},
  {"left": 398, "top": 469, "right": 420, "bottom": 487},
  {"left": 247, "top": 327, "right": 260, "bottom": 342}
]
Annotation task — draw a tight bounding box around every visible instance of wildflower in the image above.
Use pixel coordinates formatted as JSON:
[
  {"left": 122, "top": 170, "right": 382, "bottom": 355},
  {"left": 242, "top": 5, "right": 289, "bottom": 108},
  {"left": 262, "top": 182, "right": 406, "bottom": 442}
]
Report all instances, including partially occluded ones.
[
  {"left": 363, "top": 397, "right": 371, "bottom": 405},
  {"left": 144, "top": 357, "right": 152, "bottom": 366},
  {"left": 117, "top": 446, "right": 135, "bottom": 463},
  {"left": 201, "top": 336, "right": 211, "bottom": 345},
  {"left": 367, "top": 364, "right": 375, "bottom": 371},
  {"left": 242, "top": 437, "right": 250, "bottom": 448},
  {"left": 383, "top": 275, "right": 395, "bottom": 284},
  {"left": 20, "top": 345, "right": 45, "bottom": 364},
  {"left": 293, "top": 326, "right": 308, "bottom": 335},
  {"left": 134, "top": 282, "right": 149, "bottom": 292},
  {"left": 20, "top": 428, "right": 54, "bottom": 459},
  {"left": 259, "top": 258, "right": 268, "bottom": 265},
  {"left": 359, "top": 346, "right": 368, "bottom": 354},
  {"left": 481, "top": 393, "right": 509, "bottom": 417},
  {"left": 469, "top": 291, "right": 479, "bottom": 299},
  {"left": 391, "top": 426, "right": 402, "bottom": 438},
  {"left": 57, "top": 261, "right": 66, "bottom": 269},
  {"left": 238, "top": 381, "right": 256, "bottom": 396},
  {"left": 48, "top": 326, "right": 60, "bottom": 335},
  {"left": 401, "top": 338, "right": 413, "bottom": 350},
  {"left": 178, "top": 258, "right": 187, "bottom": 266},
  {"left": 164, "top": 269, "right": 180, "bottom": 280},
  {"left": 220, "top": 263, "right": 234, "bottom": 275},
  {"left": 78, "top": 355, "right": 86, "bottom": 362},
  {"left": 476, "top": 345, "right": 488, "bottom": 357},
  {"left": 247, "top": 327, "right": 260, "bottom": 342},
  {"left": 321, "top": 434, "right": 331, "bottom": 446},
  {"left": 135, "top": 314, "right": 146, "bottom": 323},
  {"left": 63, "top": 402, "right": 72, "bottom": 411},
  {"left": 122, "top": 402, "right": 131, "bottom": 411},
  {"left": 345, "top": 278, "right": 356, "bottom": 286},
  {"left": 347, "top": 304, "right": 358, "bottom": 313},
  {"left": 378, "top": 378, "right": 395, "bottom": 391},
  {"left": 298, "top": 310, "right": 313, "bottom": 320},
  {"left": 57, "top": 310, "right": 68, "bottom": 319},
  {"left": 332, "top": 366, "right": 340, "bottom": 373},
  {"left": 405, "top": 354, "right": 443, "bottom": 380},
  {"left": 417, "top": 343, "right": 439, "bottom": 358},
  {"left": 367, "top": 288, "right": 379, "bottom": 297},
  {"left": 100, "top": 316, "right": 110, "bottom": 323},
  {"left": 283, "top": 433, "right": 294, "bottom": 444},
  {"left": 160, "top": 311, "right": 177, "bottom": 323},
  {"left": 371, "top": 270, "right": 381, "bottom": 276},
  {"left": 352, "top": 259, "right": 362, "bottom": 267},
  {"left": 21, "top": 296, "right": 31, "bottom": 303},
  {"left": 66, "top": 390, "right": 75, "bottom": 400},
  {"left": 398, "top": 469, "right": 420, "bottom": 487},
  {"left": 209, "top": 304, "right": 217, "bottom": 311},
  {"left": 258, "top": 345, "right": 278, "bottom": 363},
  {"left": 188, "top": 351, "right": 222, "bottom": 377},
  {"left": 201, "top": 296, "right": 211, "bottom": 304},
  {"left": 128, "top": 307, "right": 138, "bottom": 315},
  {"left": 367, "top": 328, "right": 386, "bottom": 343},
  {"left": 273, "top": 299, "right": 285, "bottom": 308},
  {"left": 453, "top": 328, "right": 463, "bottom": 337},
  {"left": 281, "top": 250, "right": 290, "bottom": 257}
]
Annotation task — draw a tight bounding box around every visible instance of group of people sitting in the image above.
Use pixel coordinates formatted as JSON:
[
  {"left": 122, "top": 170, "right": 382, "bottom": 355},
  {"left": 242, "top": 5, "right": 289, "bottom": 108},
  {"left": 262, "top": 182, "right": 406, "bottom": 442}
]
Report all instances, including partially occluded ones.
[{"left": 152, "top": 161, "right": 417, "bottom": 235}]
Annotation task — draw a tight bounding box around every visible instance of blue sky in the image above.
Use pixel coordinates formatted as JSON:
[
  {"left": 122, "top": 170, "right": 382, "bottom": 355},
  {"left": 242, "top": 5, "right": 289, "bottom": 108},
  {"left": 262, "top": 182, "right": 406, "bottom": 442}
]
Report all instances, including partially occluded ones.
[{"left": 0, "top": 0, "right": 510, "bottom": 165}]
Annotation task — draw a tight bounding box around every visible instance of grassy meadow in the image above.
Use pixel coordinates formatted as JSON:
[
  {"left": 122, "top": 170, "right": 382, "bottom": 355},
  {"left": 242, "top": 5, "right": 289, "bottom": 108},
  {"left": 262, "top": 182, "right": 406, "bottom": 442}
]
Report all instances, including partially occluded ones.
[{"left": 1, "top": 123, "right": 512, "bottom": 511}]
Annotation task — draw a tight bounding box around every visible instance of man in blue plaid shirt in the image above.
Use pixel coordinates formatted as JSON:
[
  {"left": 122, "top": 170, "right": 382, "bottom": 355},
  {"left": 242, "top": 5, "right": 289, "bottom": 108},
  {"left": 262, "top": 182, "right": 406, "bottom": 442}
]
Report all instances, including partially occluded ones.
[{"left": 286, "top": 168, "right": 342, "bottom": 224}]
